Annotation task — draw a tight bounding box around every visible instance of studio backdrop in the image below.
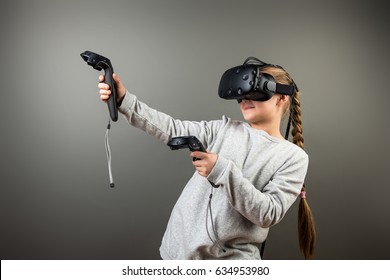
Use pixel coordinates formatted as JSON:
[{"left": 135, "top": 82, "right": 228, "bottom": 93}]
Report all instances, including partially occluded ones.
[{"left": 1, "top": 0, "right": 389, "bottom": 260}]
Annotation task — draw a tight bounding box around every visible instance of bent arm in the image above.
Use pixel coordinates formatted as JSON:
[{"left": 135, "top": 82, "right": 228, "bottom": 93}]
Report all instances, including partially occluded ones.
[{"left": 207, "top": 151, "right": 309, "bottom": 228}]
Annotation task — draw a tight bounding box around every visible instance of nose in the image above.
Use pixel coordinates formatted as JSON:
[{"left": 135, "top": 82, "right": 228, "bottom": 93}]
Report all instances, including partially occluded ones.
[{"left": 237, "top": 98, "right": 251, "bottom": 104}]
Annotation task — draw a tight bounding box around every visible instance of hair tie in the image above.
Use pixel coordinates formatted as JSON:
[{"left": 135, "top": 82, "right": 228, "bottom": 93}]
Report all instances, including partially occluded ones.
[{"left": 300, "top": 191, "right": 306, "bottom": 199}]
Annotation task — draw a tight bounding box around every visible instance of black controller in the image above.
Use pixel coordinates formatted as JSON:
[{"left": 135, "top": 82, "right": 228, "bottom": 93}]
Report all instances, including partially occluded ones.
[
  {"left": 168, "top": 136, "right": 206, "bottom": 161},
  {"left": 80, "top": 51, "right": 118, "bottom": 122},
  {"left": 168, "top": 136, "right": 219, "bottom": 188}
]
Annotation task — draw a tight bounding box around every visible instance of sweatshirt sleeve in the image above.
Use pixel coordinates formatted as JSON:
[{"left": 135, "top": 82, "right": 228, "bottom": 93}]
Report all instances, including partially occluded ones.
[
  {"left": 207, "top": 150, "right": 309, "bottom": 228},
  {"left": 118, "top": 91, "right": 224, "bottom": 146}
]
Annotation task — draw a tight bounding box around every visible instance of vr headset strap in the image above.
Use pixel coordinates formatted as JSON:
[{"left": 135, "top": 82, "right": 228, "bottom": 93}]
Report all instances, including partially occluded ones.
[{"left": 275, "top": 83, "right": 295, "bottom": 96}]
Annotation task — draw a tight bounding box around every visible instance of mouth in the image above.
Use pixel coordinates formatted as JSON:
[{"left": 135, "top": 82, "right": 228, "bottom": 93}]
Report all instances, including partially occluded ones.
[{"left": 241, "top": 103, "right": 255, "bottom": 110}]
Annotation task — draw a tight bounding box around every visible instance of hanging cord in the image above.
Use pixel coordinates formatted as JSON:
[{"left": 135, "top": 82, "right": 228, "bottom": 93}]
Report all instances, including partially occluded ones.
[
  {"left": 284, "top": 93, "right": 295, "bottom": 140},
  {"left": 206, "top": 185, "right": 226, "bottom": 253},
  {"left": 104, "top": 119, "right": 115, "bottom": 188},
  {"left": 284, "top": 114, "right": 292, "bottom": 140}
]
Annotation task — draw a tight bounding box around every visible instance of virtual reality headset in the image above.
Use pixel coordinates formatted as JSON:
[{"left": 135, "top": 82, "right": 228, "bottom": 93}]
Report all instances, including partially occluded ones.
[{"left": 218, "top": 57, "right": 296, "bottom": 102}]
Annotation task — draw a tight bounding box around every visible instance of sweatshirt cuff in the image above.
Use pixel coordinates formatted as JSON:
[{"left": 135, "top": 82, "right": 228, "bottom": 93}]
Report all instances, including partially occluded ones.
[
  {"left": 118, "top": 90, "right": 136, "bottom": 116},
  {"left": 207, "top": 155, "right": 230, "bottom": 185}
]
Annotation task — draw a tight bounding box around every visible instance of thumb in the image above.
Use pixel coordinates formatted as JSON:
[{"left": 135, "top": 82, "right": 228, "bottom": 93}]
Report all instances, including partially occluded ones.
[
  {"left": 113, "top": 73, "right": 126, "bottom": 97},
  {"left": 113, "top": 72, "right": 121, "bottom": 83}
]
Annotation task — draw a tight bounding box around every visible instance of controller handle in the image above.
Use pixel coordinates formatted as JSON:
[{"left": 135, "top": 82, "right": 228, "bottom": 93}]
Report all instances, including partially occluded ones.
[{"left": 80, "top": 51, "right": 118, "bottom": 122}]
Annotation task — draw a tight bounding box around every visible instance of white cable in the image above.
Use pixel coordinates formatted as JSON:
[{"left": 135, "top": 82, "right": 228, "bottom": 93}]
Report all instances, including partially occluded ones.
[
  {"left": 206, "top": 186, "right": 226, "bottom": 253},
  {"left": 105, "top": 119, "right": 115, "bottom": 188}
]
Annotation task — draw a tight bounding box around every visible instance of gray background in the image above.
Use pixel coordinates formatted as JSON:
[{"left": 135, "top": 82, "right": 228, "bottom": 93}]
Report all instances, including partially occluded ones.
[{"left": 1, "top": 0, "right": 389, "bottom": 260}]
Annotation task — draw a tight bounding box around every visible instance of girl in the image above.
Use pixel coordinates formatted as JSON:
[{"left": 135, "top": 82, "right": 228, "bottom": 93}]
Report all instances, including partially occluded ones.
[{"left": 97, "top": 58, "right": 315, "bottom": 259}]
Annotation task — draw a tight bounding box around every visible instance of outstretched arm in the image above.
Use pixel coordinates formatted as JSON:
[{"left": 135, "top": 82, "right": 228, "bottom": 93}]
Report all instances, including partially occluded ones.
[{"left": 97, "top": 73, "right": 226, "bottom": 147}]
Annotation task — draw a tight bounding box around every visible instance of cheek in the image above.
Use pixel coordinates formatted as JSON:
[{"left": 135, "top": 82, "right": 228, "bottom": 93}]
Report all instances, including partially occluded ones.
[
  {"left": 254, "top": 102, "right": 276, "bottom": 115},
  {"left": 241, "top": 108, "right": 260, "bottom": 121}
]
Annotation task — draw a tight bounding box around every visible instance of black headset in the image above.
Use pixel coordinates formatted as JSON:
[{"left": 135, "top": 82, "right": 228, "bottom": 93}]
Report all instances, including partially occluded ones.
[{"left": 218, "top": 57, "right": 297, "bottom": 103}]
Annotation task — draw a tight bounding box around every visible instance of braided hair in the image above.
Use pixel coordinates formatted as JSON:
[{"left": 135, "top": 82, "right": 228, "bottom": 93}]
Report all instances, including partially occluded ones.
[{"left": 261, "top": 65, "right": 316, "bottom": 259}]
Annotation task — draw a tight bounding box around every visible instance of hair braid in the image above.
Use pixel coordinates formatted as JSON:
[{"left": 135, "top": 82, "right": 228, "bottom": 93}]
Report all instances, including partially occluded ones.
[
  {"left": 261, "top": 65, "right": 316, "bottom": 259},
  {"left": 291, "top": 91, "right": 316, "bottom": 259},
  {"left": 291, "top": 93, "right": 304, "bottom": 149}
]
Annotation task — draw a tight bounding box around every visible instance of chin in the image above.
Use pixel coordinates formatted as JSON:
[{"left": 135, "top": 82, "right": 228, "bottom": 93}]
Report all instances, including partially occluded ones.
[{"left": 242, "top": 112, "right": 256, "bottom": 123}]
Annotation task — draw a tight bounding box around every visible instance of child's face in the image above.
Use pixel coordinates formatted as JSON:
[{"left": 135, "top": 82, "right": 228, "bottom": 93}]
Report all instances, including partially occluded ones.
[{"left": 239, "top": 95, "right": 283, "bottom": 126}]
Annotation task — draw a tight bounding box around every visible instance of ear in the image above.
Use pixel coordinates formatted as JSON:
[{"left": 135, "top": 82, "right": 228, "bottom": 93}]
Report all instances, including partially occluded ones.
[{"left": 276, "top": 94, "right": 289, "bottom": 106}]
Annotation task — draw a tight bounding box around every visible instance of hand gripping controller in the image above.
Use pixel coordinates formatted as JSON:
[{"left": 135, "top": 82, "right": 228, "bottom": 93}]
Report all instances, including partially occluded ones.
[
  {"left": 168, "top": 136, "right": 219, "bottom": 188},
  {"left": 168, "top": 136, "right": 206, "bottom": 161},
  {"left": 80, "top": 50, "right": 118, "bottom": 122}
]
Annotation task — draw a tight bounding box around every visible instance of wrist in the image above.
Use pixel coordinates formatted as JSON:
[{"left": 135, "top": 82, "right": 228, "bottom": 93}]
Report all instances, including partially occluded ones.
[
  {"left": 207, "top": 155, "right": 228, "bottom": 184},
  {"left": 117, "top": 89, "right": 126, "bottom": 106}
]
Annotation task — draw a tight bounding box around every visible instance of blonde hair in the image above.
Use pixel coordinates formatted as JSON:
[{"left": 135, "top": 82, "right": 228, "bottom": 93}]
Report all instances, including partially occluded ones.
[{"left": 261, "top": 66, "right": 316, "bottom": 259}]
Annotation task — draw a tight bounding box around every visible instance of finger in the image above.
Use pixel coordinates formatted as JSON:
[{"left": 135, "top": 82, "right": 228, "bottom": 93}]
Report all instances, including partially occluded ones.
[
  {"left": 196, "top": 168, "right": 208, "bottom": 177},
  {"left": 99, "top": 89, "right": 111, "bottom": 95},
  {"left": 100, "top": 94, "right": 110, "bottom": 101},
  {"left": 99, "top": 75, "right": 104, "bottom": 82},
  {"left": 98, "top": 82, "right": 110, "bottom": 90},
  {"left": 190, "top": 151, "right": 207, "bottom": 159},
  {"left": 99, "top": 88, "right": 111, "bottom": 100},
  {"left": 192, "top": 160, "right": 202, "bottom": 167}
]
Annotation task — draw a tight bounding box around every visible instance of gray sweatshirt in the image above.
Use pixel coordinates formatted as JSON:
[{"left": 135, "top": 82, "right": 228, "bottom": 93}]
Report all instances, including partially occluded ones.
[{"left": 119, "top": 91, "right": 309, "bottom": 260}]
